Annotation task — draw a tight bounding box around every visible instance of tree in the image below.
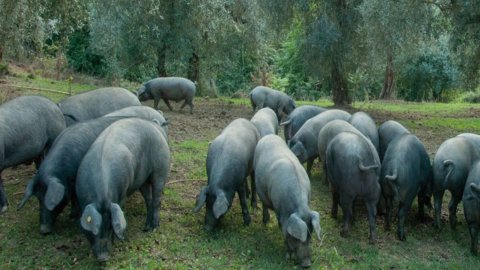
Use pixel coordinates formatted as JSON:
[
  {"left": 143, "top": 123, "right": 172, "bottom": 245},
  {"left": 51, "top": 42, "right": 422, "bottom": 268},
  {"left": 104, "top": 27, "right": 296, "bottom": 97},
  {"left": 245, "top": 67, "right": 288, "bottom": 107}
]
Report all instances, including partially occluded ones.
[
  {"left": 358, "top": 0, "right": 436, "bottom": 99},
  {"left": 0, "top": 0, "right": 45, "bottom": 61}
]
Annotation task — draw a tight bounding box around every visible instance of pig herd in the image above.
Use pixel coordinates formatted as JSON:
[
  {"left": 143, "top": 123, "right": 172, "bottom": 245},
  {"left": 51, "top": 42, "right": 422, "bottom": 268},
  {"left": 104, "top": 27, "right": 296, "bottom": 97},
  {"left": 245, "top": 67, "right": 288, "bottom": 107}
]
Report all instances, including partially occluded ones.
[{"left": 1, "top": 83, "right": 480, "bottom": 267}]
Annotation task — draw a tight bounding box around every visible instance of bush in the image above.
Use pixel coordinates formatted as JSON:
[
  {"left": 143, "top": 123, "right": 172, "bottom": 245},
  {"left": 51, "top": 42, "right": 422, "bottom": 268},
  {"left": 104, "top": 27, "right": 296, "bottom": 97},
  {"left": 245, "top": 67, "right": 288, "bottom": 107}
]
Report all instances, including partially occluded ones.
[
  {"left": 0, "top": 62, "right": 9, "bottom": 76},
  {"left": 462, "top": 91, "right": 480, "bottom": 103},
  {"left": 398, "top": 53, "right": 458, "bottom": 102}
]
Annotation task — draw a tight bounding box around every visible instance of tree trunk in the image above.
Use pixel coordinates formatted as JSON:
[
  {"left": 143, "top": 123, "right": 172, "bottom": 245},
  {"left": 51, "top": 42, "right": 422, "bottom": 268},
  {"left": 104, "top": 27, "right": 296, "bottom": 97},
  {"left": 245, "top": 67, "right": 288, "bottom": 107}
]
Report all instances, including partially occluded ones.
[
  {"left": 379, "top": 52, "right": 394, "bottom": 99},
  {"left": 331, "top": 61, "right": 351, "bottom": 105},
  {"left": 187, "top": 52, "right": 199, "bottom": 83},
  {"left": 0, "top": 46, "right": 3, "bottom": 61},
  {"left": 156, "top": 44, "right": 167, "bottom": 77}
]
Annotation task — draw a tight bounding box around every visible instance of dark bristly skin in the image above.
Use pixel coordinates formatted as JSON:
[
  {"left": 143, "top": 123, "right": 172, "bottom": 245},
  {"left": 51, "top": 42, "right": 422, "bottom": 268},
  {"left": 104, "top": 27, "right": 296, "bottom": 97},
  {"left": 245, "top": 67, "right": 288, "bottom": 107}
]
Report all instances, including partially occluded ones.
[
  {"left": 137, "top": 77, "right": 196, "bottom": 114},
  {"left": 58, "top": 87, "right": 141, "bottom": 126},
  {"left": 378, "top": 120, "right": 410, "bottom": 162},
  {"left": 17, "top": 106, "right": 168, "bottom": 235},
  {"left": 432, "top": 136, "right": 480, "bottom": 229},
  {"left": 249, "top": 86, "right": 296, "bottom": 122},
  {"left": 349, "top": 112, "right": 379, "bottom": 153},
  {"left": 317, "top": 120, "right": 368, "bottom": 183},
  {"left": 194, "top": 119, "right": 259, "bottom": 231},
  {"left": 326, "top": 132, "right": 380, "bottom": 243},
  {"left": 280, "top": 105, "right": 326, "bottom": 143},
  {"left": 76, "top": 118, "right": 170, "bottom": 261},
  {"left": 250, "top": 107, "right": 278, "bottom": 137},
  {"left": 458, "top": 133, "right": 480, "bottom": 150},
  {"left": 0, "top": 95, "right": 66, "bottom": 213},
  {"left": 254, "top": 135, "right": 321, "bottom": 268},
  {"left": 380, "top": 134, "right": 432, "bottom": 241},
  {"left": 462, "top": 161, "right": 480, "bottom": 255},
  {"left": 288, "top": 109, "right": 351, "bottom": 176}
]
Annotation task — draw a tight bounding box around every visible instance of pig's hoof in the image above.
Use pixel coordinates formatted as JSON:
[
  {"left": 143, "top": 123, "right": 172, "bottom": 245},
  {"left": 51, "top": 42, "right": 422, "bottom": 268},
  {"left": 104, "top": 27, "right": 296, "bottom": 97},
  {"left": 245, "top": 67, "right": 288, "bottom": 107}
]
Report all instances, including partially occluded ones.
[
  {"left": 0, "top": 205, "right": 7, "bottom": 214},
  {"left": 300, "top": 258, "right": 312, "bottom": 268},
  {"left": 340, "top": 229, "right": 349, "bottom": 238}
]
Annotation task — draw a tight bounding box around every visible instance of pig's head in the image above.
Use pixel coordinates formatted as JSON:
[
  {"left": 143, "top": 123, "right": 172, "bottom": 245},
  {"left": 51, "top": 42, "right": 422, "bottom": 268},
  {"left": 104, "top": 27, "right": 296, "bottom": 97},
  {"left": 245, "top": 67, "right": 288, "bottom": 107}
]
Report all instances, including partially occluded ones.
[
  {"left": 80, "top": 202, "right": 126, "bottom": 262},
  {"left": 289, "top": 138, "right": 307, "bottom": 163},
  {"left": 282, "top": 211, "right": 321, "bottom": 268},
  {"left": 284, "top": 98, "right": 296, "bottom": 115},
  {"left": 17, "top": 177, "right": 68, "bottom": 235},
  {"left": 193, "top": 186, "right": 229, "bottom": 231},
  {"left": 136, "top": 85, "right": 152, "bottom": 101}
]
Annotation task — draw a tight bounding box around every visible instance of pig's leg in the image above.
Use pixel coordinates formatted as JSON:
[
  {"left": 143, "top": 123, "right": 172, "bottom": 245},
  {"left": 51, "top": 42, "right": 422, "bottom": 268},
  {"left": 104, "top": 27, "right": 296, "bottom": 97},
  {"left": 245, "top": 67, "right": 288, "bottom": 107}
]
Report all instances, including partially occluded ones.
[
  {"left": 331, "top": 188, "right": 339, "bottom": 219},
  {"left": 238, "top": 185, "right": 251, "bottom": 225},
  {"left": 139, "top": 184, "right": 154, "bottom": 231},
  {"left": 448, "top": 195, "right": 462, "bottom": 229},
  {"left": 153, "top": 98, "right": 160, "bottom": 109},
  {"left": 262, "top": 203, "right": 270, "bottom": 225},
  {"left": 397, "top": 199, "right": 412, "bottom": 241},
  {"left": 162, "top": 98, "right": 173, "bottom": 111},
  {"left": 365, "top": 199, "right": 377, "bottom": 244},
  {"left": 339, "top": 194, "right": 353, "bottom": 238},
  {"left": 0, "top": 173, "right": 8, "bottom": 213},
  {"left": 179, "top": 99, "right": 187, "bottom": 112},
  {"left": 151, "top": 175, "right": 166, "bottom": 230},
  {"left": 250, "top": 171, "right": 257, "bottom": 210},
  {"left": 433, "top": 189, "right": 445, "bottom": 229},
  {"left": 468, "top": 223, "right": 478, "bottom": 255},
  {"left": 385, "top": 195, "right": 393, "bottom": 230},
  {"left": 306, "top": 158, "right": 314, "bottom": 177}
]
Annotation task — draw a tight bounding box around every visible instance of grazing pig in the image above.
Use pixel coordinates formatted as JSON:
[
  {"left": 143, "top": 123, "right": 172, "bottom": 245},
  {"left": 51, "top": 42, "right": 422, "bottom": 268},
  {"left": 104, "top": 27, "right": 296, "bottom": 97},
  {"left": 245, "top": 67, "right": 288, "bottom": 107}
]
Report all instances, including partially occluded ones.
[
  {"left": 281, "top": 105, "right": 327, "bottom": 143},
  {"left": 0, "top": 95, "right": 66, "bottom": 213},
  {"left": 380, "top": 134, "right": 432, "bottom": 241},
  {"left": 288, "top": 109, "right": 351, "bottom": 176},
  {"left": 349, "top": 112, "right": 379, "bottom": 152},
  {"left": 137, "top": 77, "right": 196, "bottom": 114},
  {"left": 432, "top": 136, "right": 480, "bottom": 229},
  {"left": 326, "top": 132, "right": 380, "bottom": 243},
  {"left": 378, "top": 120, "right": 410, "bottom": 161},
  {"left": 458, "top": 133, "right": 480, "bottom": 150},
  {"left": 76, "top": 118, "right": 170, "bottom": 261},
  {"left": 17, "top": 108, "right": 168, "bottom": 234},
  {"left": 254, "top": 135, "right": 321, "bottom": 268},
  {"left": 194, "top": 119, "right": 259, "bottom": 231},
  {"left": 462, "top": 161, "right": 480, "bottom": 255},
  {"left": 58, "top": 87, "right": 141, "bottom": 126},
  {"left": 250, "top": 107, "right": 278, "bottom": 137},
  {"left": 249, "top": 86, "right": 296, "bottom": 121}
]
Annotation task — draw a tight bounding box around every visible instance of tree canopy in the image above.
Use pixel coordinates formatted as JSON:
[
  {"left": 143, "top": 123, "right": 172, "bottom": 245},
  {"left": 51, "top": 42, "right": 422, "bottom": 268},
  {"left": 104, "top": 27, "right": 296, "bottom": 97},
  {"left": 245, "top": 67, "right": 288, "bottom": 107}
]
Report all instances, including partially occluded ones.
[{"left": 1, "top": 0, "right": 479, "bottom": 104}]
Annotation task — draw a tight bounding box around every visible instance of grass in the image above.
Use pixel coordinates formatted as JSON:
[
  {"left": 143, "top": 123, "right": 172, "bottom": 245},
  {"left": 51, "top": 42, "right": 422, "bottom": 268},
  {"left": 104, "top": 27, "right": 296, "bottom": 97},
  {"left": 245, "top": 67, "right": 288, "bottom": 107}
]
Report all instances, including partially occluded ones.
[
  {"left": 1, "top": 70, "right": 480, "bottom": 268},
  {"left": 353, "top": 100, "right": 480, "bottom": 115}
]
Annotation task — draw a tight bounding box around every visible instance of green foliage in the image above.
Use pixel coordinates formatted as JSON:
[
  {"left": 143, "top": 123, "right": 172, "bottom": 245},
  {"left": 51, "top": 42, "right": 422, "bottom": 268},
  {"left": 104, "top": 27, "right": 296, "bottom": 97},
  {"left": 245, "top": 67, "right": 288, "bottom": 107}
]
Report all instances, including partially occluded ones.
[
  {"left": 66, "top": 27, "right": 107, "bottom": 76},
  {"left": 398, "top": 52, "right": 458, "bottom": 102},
  {"left": 0, "top": 62, "right": 9, "bottom": 76},
  {"left": 461, "top": 89, "right": 480, "bottom": 103}
]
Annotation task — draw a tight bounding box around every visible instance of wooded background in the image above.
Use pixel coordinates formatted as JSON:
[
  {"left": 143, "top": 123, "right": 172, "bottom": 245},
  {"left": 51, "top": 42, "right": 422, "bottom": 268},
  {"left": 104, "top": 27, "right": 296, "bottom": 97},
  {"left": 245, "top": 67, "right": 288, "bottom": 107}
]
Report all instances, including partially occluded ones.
[{"left": 1, "top": 0, "right": 478, "bottom": 105}]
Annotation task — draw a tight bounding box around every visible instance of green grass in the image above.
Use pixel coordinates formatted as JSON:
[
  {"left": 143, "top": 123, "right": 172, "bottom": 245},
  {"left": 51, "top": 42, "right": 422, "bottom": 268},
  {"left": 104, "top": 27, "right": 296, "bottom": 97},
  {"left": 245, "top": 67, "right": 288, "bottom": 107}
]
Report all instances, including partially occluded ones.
[
  {"left": 353, "top": 100, "right": 480, "bottom": 115},
  {"left": 2, "top": 74, "right": 480, "bottom": 268}
]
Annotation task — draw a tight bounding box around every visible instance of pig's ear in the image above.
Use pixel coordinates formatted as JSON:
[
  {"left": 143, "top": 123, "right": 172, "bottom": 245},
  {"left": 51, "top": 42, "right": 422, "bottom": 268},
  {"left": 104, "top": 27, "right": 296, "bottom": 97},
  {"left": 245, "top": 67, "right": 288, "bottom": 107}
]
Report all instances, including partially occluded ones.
[
  {"left": 44, "top": 180, "right": 65, "bottom": 211},
  {"left": 80, "top": 204, "right": 102, "bottom": 236},
  {"left": 310, "top": 211, "right": 321, "bottom": 240},
  {"left": 470, "top": 183, "right": 480, "bottom": 201},
  {"left": 287, "top": 213, "right": 308, "bottom": 242},
  {"left": 17, "top": 178, "right": 35, "bottom": 210},
  {"left": 111, "top": 203, "right": 127, "bottom": 240},
  {"left": 193, "top": 186, "right": 208, "bottom": 213},
  {"left": 213, "top": 192, "right": 228, "bottom": 219}
]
